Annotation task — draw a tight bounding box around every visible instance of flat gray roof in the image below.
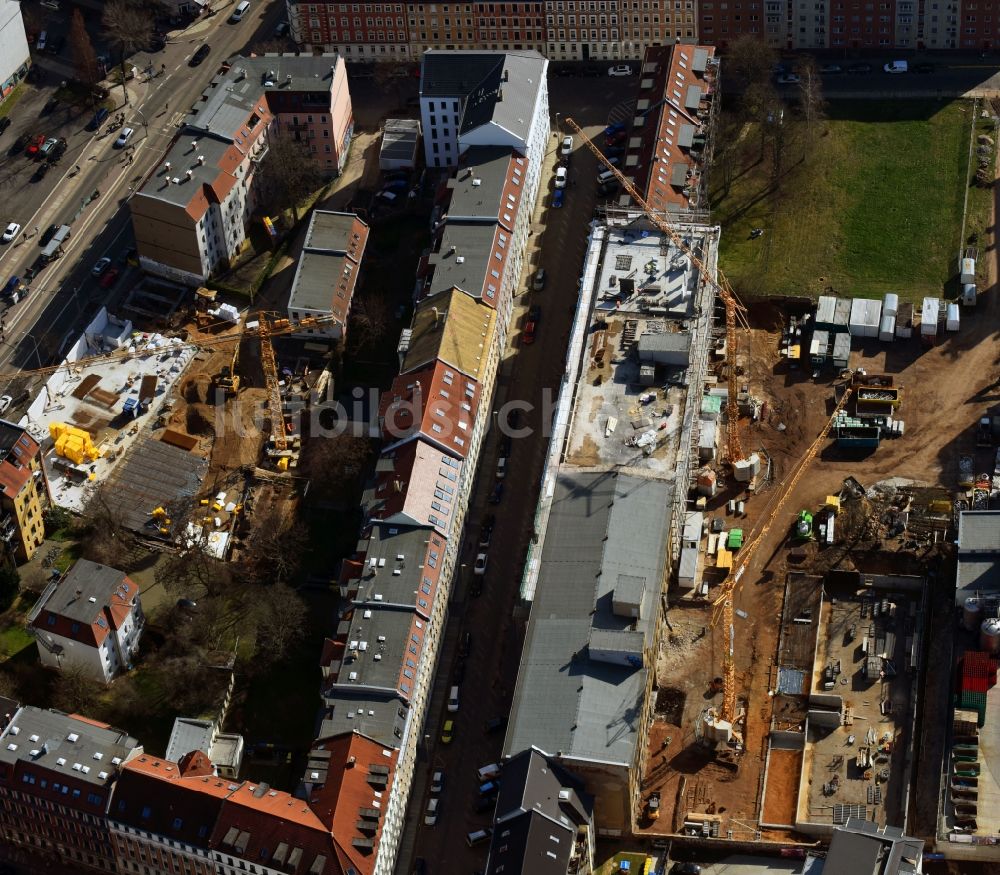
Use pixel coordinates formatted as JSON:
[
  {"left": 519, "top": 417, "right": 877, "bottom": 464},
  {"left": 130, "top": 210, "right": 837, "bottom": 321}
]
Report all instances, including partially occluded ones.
[
  {"left": 43, "top": 559, "right": 129, "bottom": 624},
  {"left": 288, "top": 210, "right": 367, "bottom": 315},
  {"left": 138, "top": 136, "right": 234, "bottom": 210},
  {"left": 351, "top": 523, "right": 436, "bottom": 612},
  {"left": 381, "top": 118, "right": 421, "bottom": 162},
  {"left": 447, "top": 147, "right": 515, "bottom": 222},
  {"left": 317, "top": 689, "right": 406, "bottom": 748},
  {"left": 427, "top": 223, "right": 496, "bottom": 300},
  {"left": 0, "top": 706, "right": 137, "bottom": 788},
  {"left": 957, "top": 511, "right": 1000, "bottom": 599},
  {"left": 505, "top": 471, "right": 670, "bottom": 765},
  {"left": 638, "top": 332, "right": 690, "bottom": 354}
]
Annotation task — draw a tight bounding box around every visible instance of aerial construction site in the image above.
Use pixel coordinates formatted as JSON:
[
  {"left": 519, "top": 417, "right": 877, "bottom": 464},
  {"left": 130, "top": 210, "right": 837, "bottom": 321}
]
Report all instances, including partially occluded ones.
[{"left": 526, "top": 119, "right": 986, "bottom": 853}]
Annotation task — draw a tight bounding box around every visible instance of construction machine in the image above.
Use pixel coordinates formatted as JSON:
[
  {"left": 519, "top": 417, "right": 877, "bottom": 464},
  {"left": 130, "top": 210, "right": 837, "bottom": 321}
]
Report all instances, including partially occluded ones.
[{"left": 212, "top": 318, "right": 245, "bottom": 398}]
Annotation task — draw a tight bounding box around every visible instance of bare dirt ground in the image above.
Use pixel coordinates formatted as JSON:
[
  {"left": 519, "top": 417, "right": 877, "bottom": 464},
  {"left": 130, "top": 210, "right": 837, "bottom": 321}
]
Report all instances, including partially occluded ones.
[
  {"left": 645, "top": 163, "right": 1000, "bottom": 840},
  {"left": 762, "top": 748, "right": 803, "bottom": 826}
]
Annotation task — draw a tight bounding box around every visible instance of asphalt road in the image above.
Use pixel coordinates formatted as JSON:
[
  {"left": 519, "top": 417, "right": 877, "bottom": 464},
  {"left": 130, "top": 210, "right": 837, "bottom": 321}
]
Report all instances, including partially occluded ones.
[{"left": 0, "top": 1, "right": 289, "bottom": 387}]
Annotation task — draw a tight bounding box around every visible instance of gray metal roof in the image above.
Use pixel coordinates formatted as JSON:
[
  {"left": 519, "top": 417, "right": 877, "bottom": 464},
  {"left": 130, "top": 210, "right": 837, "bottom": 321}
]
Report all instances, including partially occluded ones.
[
  {"left": 824, "top": 818, "right": 923, "bottom": 875},
  {"left": 0, "top": 706, "right": 137, "bottom": 788},
  {"left": 959, "top": 510, "right": 1000, "bottom": 552},
  {"left": 351, "top": 523, "right": 437, "bottom": 613},
  {"left": 447, "top": 147, "right": 516, "bottom": 222},
  {"left": 330, "top": 606, "right": 414, "bottom": 694},
  {"left": 287, "top": 210, "right": 367, "bottom": 314},
  {"left": 165, "top": 717, "right": 214, "bottom": 763},
  {"left": 137, "top": 136, "right": 234, "bottom": 210},
  {"left": 42, "top": 559, "right": 130, "bottom": 624},
  {"left": 678, "top": 124, "right": 696, "bottom": 148},
  {"left": 420, "top": 50, "right": 546, "bottom": 145},
  {"left": 316, "top": 689, "right": 406, "bottom": 749},
  {"left": 504, "top": 471, "right": 671, "bottom": 765},
  {"left": 426, "top": 223, "right": 496, "bottom": 299},
  {"left": 381, "top": 118, "right": 421, "bottom": 162}
]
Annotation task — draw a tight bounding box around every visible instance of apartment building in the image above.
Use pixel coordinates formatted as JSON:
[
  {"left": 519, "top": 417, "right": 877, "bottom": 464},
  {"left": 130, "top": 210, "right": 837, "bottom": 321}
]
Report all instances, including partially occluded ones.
[
  {"left": 0, "top": 0, "right": 29, "bottom": 100},
  {"left": 131, "top": 54, "right": 352, "bottom": 285},
  {"left": 625, "top": 43, "right": 718, "bottom": 215},
  {"left": 287, "top": 210, "right": 370, "bottom": 340},
  {"left": 28, "top": 559, "right": 144, "bottom": 683},
  {"left": 546, "top": 0, "right": 697, "bottom": 61},
  {"left": 0, "top": 419, "right": 46, "bottom": 562},
  {"left": 288, "top": 0, "right": 413, "bottom": 59},
  {"left": 418, "top": 49, "right": 549, "bottom": 172},
  {"left": 0, "top": 706, "right": 140, "bottom": 873}
]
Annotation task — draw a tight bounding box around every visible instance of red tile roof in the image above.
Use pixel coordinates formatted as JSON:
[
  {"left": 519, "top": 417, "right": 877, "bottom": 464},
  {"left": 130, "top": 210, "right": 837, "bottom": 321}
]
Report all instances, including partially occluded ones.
[
  {"left": 306, "top": 733, "right": 398, "bottom": 875},
  {"left": 0, "top": 427, "right": 39, "bottom": 499}
]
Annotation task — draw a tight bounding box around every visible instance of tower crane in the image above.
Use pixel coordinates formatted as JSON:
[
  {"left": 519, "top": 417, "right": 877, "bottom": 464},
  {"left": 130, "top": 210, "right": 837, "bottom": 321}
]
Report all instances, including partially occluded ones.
[
  {"left": 565, "top": 117, "right": 750, "bottom": 467},
  {"left": 565, "top": 118, "right": 854, "bottom": 730},
  {"left": 709, "top": 386, "right": 852, "bottom": 725}
]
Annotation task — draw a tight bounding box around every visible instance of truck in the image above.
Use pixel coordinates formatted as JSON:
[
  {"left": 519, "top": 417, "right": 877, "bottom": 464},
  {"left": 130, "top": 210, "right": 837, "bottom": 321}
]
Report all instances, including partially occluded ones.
[{"left": 977, "top": 417, "right": 992, "bottom": 447}]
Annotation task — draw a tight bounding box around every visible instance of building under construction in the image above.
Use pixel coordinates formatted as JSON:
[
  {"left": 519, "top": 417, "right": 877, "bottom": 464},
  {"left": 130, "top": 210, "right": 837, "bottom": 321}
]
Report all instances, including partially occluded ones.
[{"left": 503, "top": 212, "right": 720, "bottom": 835}]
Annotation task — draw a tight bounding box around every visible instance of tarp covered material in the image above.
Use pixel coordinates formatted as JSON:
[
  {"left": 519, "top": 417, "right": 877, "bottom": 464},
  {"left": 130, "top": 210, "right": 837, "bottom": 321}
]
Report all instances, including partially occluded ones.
[{"left": 49, "top": 422, "right": 101, "bottom": 465}]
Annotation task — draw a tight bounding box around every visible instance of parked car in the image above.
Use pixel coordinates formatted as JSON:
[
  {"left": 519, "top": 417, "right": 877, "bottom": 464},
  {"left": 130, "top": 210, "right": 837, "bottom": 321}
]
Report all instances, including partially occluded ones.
[
  {"left": 820, "top": 64, "right": 843, "bottom": 74},
  {"left": 847, "top": 63, "right": 872, "bottom": 74},
  {"left": 1, "top": 222, "right": 21, "bottom": 243},
  {"left": 114, "top": 127, "right": 134, "bottom": 148},
  {"left": 459, "top": 631, "right": 472, "bottom": 657},
  {"left": 474, "top": 552, "right": 488, "bottom": 575},
  {"left": 190, "top": 44, "right": 211, "bottom": 66},
  {"left": 42, "top": 96, "right": 59, "bottom": 114},
  {"left": 598, "top": 179, "right": 620, "bottom": 197},
  {"left": 560, "top": 135, "right": 573, "bottom": 156},
  {"left": 552, "top": 188, "right": 565, "bottom": 208},
  {"left": 31, "top": 162, "right": 49, "bottom": 182},
  {"left": 528, "top": 304, "right": 541, "bottom": 323},
  {"left": 608, "top": 64, "right": 633, "bottom": 76},
  {"left": 430, "top": 770, "right": 444, "bottom": 794},
  {"left": 86, "top": 107, "right": 109, "bottom": 131},
  {"left": 489, "top": 480, "right": 504, "bottom": 504},
  {"left": 274, "top": 21, "right": 290, "bottom": 37},
  {"left": 883, "top": 60, "right": 908, "bottom": 73},
  {"left": 25, "top": 134, "right": 46, "bottom": 157},
  {"left": 478, "top": 518, "right": 493, "bottom": 549},
  {"left": 470, "top": 577, "right": 483, "bottom": 597},
  {"left": 603, "top": 145, "right": 624, "bottom": 159},
  {"left": 2, "top": 276, "right": 20, "bottom": 296},
  {"left": 440, "top": 720, "right": 454, "bottom": 744},
  {"left": 474, "top": 795, "right": 497, "bottom": 813},
  {"left": 670, "top": 865, "right": 702, "bottom": 875},
  {"left": 39, "top": 224, "right": 58, "bottom": 246},
  {"left": 45, "top": 138, "right": 67, "bottom": 162},
  {"left": 776, "top": 73, "right": 800, "bottom": 85},
  {"left": 532, "top": 267, "right": 546, "bottom": 291},
  {"left": 554, "top": 165, "right": 567, "bottom": 189},
  {"left": 604, "top": 121, "right": 626, "bottom": 137},
  {"left": 177, "top": 598, "right": 198, "bottom": 610},
  {"left": 91, "top": 257, "right": 112, "bottom": 277},
  {"left": 496, "top": 455, "right": 506, "bottom": 479},
  {"left": 484, "top": 716, "right": 507, "bottom": 733},
  {"left": 523, "top": 319, "right": 537, "bottom": 344},
  {"left": 99, "top": 266, "right": 120, "bottom": 289},
  {"left": 424, "top": 797, "right": 440, "bottom": 826}
]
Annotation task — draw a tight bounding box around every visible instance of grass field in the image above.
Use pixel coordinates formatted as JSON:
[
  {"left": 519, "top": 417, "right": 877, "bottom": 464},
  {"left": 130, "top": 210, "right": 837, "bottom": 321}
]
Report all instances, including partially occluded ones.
[{"left": 712, "top": 100, "right": 983, "bottom": 302}]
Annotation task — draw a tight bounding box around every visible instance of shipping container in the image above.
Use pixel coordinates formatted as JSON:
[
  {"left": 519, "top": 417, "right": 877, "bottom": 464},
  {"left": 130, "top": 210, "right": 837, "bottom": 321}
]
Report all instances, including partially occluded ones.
[
  {"left": 947, "top": 302, "right": 960, "bottom": 332},
  {"left": 921, "top": 297, "right": 940, "bottom": 335},
  {"left": 963, "top": 283, "right": 977, "bottom": 306},
  {"left": 832, "top": 332, "right": 851, "bottom": 369},
  {"left": 810, "top": 329, "right": 830, "bottom": 364},
  {"left": 882, "top": 292, "right": 898, "bottom": 317},
  {"left": 960, "top": 256, "right": 976, "bottom": 285},
  {"left": 879, "top": 314, "right": 895, "bottom": 342}
]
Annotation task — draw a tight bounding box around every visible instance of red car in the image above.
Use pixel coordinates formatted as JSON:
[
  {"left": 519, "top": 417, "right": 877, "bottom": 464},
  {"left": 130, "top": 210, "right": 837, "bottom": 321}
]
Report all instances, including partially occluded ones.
[
  {"left": 25, "top": 134, "right": 46, "bottom": 157},
  {"left": 99, "top": 266, "right": 120, "bottom": 289},
  {"left": 523, "top": 320, "right": 537, "bottom": 345}
]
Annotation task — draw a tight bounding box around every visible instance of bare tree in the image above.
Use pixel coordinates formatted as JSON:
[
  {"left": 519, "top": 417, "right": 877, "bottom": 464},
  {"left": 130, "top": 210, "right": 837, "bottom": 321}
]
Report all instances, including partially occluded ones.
[
  {"left": 374, "top": 60, "right": 412, "bottom": 107},
  {"left": 797, "top": 57, "right": 826, "bottom": 138},
  {"left": 300, "top": 434, "right": 374, "bottom": 504},
  {"left": 252, "top": 584, "right": 308, "bottom": 664},
  {"left": 727, "top": 34, "right": 777, "bottom": 95},
  {"left": 348, "top": 291, "right": 392, "bottom": 352},
  {"left": 78, "top": 488, "right": 134, "bottom": 567},
  {"left": 156, "top": 547, "right": 233, "bottom": 600},
  {"left": 102, "top": 0, "right": 153, "bottom": 105},
  {"left": 53, "top": 663, "right": 102, "bottom": 713},
  {"left": 258, "top": 130, "right": 329, "bottom": 221},
  {"left": 235, "top": 507, "right": 310, "bottom": 586},
  {"left": 69, "top": 9, "right": 100, "bottom": 86}
]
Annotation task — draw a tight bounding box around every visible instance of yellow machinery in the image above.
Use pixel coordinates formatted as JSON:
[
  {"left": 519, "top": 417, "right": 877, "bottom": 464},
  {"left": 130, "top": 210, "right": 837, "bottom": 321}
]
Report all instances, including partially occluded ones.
[{"left": 212, "top": 319, "right": 245, "bottom": 397}]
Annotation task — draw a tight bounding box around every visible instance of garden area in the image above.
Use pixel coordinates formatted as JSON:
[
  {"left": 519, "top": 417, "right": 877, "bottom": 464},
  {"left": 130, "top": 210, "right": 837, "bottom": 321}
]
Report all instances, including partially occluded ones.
[{"left": 712, "top": 99, "right": 992, "bottom": 302}]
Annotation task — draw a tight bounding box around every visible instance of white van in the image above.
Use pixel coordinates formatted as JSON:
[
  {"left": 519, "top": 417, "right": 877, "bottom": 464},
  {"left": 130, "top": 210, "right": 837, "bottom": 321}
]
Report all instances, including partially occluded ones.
[
  {"left": 447, "top": 685, "right": 460, "bottom": 712},
  {"left": 230, "top": 1, "right": 250, "bottom": 22},
  {"left": 36, "top": 31, "right": 48, "bottom": 51},
  {"left": 476, "top": 762, "right": 502, "bottom": 782},
  {"left": 883, "top": 60, "right": 908, "bottom": 74},
  {"left": 597, "top": 168, "right": 617, "bottom": 185}
]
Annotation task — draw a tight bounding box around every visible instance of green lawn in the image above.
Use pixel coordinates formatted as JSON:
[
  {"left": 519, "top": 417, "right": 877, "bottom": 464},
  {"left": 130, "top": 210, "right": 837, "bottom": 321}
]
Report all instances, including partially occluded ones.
[
  {"left": 713, "top": 100, "right": 976, "bottom": 302},
  {"left": 0, "top": 623, "right": 33, "bottom": 659}
]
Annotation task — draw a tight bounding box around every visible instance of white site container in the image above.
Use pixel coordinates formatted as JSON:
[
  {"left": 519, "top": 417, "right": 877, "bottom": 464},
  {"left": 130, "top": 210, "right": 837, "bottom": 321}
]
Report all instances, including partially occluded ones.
[
  {"left": 946, "top": 302, "right": 960, "bottom": 332},
  {"left": 963, "top": 283, "right": 976, "bottom": 306},
  {"left": 850, "top": 298, "right": 882, "bottom": 338},
  {"left": 960, "top": 257, "right": 976, "bottom": 285},
  {"left": 879, "top": 314, "right": 896, "bottom": 342},
  {"left": 921, "top": 297, "right": 940, "bottom": 336},
  {"left": 882, "top": 292, "right": 898, "bottom": 317}
]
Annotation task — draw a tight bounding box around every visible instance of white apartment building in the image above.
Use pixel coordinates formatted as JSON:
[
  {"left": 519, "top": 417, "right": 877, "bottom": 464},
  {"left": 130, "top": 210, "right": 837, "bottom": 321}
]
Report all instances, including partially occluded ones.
[{"left": 0, "top": 0, "right": 29, "bottom": 101}]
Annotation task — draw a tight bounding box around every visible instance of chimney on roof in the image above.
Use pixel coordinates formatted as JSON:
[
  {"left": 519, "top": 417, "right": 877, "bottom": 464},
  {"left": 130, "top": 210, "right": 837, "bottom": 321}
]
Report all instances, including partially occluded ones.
[
  {"left": 164, "top": 161, "right": 171, "bottom": 171},
  {"left": 285, "top": 73, "right": 292, "bottom": 87},
  {"left": 190, "top": 140, "right": 198, "bottom": 151},
  {"left": 185, "top": 169, "right": 194, "bottom": 180},
  {"left": 347, "top": 756, "right": 356, "bottom": 767},
  {"left": 197, "top": 155, "right": 205, "bottom": 165}
]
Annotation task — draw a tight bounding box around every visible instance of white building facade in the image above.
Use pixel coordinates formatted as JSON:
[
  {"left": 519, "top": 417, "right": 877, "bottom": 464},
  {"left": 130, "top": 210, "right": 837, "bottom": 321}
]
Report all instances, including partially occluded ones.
[{"left": 0, "top": 0, "right": 29, "bottom": 101}]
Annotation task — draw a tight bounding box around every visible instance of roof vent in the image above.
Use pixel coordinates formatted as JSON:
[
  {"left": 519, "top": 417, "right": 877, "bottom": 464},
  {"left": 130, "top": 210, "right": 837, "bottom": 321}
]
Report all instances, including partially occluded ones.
[
  {"left": 472, "top": 178, "right": 482, "bottom": 186},
  {"left": 347, "top": 756, "right": 356, "bottom": 766},
  {"left": 197, "top": 155, "right": 205, "bottom": 165},
  {"left": 171, "top": 177, "right": 181, "bottom": 185},
  {"left": 456, "top": 256, "right": 465, "bottom": 264},
  {"left": 285, "top": 74, "right": 292, "bottom": 86},
  {"left": 190, "top": 140, "right": 198, "bottom": 151},
  {"left": 164, "top": 161, "right": 171, "bottom": 171},
  {"left": 185, "top": 169, "right": 194, "bottom": 179}
]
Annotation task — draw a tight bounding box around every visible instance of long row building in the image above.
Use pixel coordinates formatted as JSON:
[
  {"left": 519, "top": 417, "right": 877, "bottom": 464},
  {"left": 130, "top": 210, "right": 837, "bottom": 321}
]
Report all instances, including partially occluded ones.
[{"left": 287, "top": 0, "right": 999, "bottom": 59}]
